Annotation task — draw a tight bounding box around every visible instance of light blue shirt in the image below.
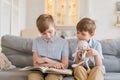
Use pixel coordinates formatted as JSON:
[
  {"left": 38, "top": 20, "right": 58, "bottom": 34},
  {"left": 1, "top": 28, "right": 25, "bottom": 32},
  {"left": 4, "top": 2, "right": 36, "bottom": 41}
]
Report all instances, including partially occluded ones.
[
  {"left": 88, "top": 38, "right": 104, "bottom": 59},
  {"left": 76, "top": 38, "right": 104, "bottom": 67},
  {"left": 32, "top": 36, "right": 69, "bottom": 62},
  {"left": 88, "top": 38, "right": 105, "bottom": 72}
]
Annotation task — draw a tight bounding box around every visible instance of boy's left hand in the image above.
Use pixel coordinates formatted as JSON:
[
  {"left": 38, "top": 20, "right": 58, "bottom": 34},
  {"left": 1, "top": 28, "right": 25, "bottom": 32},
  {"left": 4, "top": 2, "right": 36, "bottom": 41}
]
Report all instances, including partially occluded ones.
[
  {"left": 50, "top": 63, "right": 65, "bottom": 69},
  {"left": 86, "top": 48, "right": 98, "bottom": 57}
]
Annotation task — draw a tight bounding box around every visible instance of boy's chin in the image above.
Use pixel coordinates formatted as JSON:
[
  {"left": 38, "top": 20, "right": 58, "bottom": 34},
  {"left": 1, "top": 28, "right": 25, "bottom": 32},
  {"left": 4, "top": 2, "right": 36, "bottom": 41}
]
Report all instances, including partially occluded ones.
[
  {"left": 79, "top": 38, "right": 90, "bottom": 41},
  {"left": 45, "top": 38, "right": 52, "bottom": 41}
]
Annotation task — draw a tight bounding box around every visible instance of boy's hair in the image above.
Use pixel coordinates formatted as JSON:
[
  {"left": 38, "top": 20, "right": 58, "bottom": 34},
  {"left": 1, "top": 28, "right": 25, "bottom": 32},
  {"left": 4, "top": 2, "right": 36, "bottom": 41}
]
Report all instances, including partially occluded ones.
[
  {"left": 36, "top": 14, "right": 55, "bottom": 33},
  {"left": 76, "top": 18, "right": 96, "bottom": 33}
]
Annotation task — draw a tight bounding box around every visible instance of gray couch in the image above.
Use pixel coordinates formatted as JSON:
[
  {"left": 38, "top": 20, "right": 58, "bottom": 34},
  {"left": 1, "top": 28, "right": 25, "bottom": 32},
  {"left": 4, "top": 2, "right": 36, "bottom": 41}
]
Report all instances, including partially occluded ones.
[{"left": 0, "top": 35, "right": 120, "bottom": 80}]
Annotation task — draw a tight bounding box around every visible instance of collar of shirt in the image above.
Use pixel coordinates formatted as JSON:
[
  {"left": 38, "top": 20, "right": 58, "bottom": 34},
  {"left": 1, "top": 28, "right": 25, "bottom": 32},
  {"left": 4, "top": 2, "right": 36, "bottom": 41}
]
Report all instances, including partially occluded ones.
[
  {"left": 88, "top": 38, "right": 93, "bottom": 48},
  {"left": 76, "top": 38, "right": 93, "bottom": 48},
  {"left": 41, "top": 35, "right": 57, "bottom": 43}
]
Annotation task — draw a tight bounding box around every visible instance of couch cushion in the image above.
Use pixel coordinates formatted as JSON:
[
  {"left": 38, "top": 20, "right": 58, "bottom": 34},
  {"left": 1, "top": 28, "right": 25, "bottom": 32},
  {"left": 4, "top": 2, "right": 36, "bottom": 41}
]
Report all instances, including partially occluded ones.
[
  {"left": 1, "top": 35, "right": 33, "bottom": 68},
  {"left": 104, "top": 73, "right": 120, "bottom": 80},
  {"left": 0, "top": 71, "right": 31, "bottom": 80},
  {"left": 0, "top": 52, "right": 16, "bottom": 70},
  {"left": 100, "top": 39, "right": 120, "bottom": 72},
  {"left": 103, "top": 55, "right": 120, "bottom": 72},
  {"left": 67, "top": 38, "right": 77, "bottom": 60},
  {"left": 100, "top": 39, "right": 118, "bottom": 56},
  {"left": 1, "top": 35, "right": 33, "bottom": 53}
]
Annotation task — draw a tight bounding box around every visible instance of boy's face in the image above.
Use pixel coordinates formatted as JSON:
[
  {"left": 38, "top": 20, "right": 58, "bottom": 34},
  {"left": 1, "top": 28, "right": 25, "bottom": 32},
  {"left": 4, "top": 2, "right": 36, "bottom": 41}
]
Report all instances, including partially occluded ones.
[
  {"left": 77, "top": 31, "right": 94, "bottom": 41},
  {"left": 41, "top": 25, "right": 56, "bottom": 41}
]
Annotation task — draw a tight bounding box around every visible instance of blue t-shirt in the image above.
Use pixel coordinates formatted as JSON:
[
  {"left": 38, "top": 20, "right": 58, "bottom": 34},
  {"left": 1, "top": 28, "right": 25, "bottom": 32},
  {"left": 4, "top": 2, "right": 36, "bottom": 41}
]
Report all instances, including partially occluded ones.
[{"left": 32, "top": 36, "right": 69, "bottom": 62}]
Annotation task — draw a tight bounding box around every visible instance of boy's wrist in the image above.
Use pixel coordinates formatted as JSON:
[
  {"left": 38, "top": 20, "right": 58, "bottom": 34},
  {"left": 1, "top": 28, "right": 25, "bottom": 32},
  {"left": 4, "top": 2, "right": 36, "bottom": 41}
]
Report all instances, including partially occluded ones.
[
  {"left": 93, "top": 50, "right": 98, "bottom": 57},
  {"left": 43, "top": 57, "right": 50, "bottom": 63},
  {"left": 94, "top": 53, "right": 99, "bottom": 58}
]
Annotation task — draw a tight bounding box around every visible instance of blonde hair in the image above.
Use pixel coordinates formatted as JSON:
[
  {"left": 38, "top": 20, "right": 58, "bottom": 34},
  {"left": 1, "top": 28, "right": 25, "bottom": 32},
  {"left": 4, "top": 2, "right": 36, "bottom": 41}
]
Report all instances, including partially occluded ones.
[
  {"left": 36, "top": 14, "right": 55, "bottom": 33},
  {"left": 76, "top": 18, "right": 96, "bottom": 33}
]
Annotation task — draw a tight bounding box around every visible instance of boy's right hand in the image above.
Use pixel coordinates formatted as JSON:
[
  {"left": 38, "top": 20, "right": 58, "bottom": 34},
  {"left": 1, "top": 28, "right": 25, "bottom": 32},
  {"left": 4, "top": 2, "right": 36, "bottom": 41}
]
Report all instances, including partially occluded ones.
[{"left": 49, "top": 63, "right": 65, "bottom": 69}]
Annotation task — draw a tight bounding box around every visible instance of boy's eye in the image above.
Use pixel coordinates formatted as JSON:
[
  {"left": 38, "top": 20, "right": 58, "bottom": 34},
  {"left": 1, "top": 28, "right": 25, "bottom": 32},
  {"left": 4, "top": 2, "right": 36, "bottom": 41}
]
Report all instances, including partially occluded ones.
[
  {"left": 81, "top": 33, "right": 86, "bottom": 36},
  {"left": 48, "top": 30, "right": 53, "bottom": 33},
  {"left": 42, "top": 33, "right": 47, "bottom": 35},
  {"left": 42, "top": 30, "right": 53, "bottom": 35}
]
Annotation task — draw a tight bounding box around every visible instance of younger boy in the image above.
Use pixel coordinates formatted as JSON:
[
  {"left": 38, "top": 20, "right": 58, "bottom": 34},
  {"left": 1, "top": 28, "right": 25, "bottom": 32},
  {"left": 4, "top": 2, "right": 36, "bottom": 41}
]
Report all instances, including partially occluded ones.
[
  {"left": 74, "top": 18, "right": 104, "bottom": 80},
  {"left": 28, "top": 14, "right": 69, "bottom": 80}
]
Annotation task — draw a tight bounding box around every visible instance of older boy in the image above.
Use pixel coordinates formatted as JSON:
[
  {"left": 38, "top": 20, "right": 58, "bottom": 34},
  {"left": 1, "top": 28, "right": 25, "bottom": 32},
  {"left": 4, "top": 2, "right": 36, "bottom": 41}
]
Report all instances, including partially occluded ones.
[{"left": 28, "top": 14, "right": 69, "bottom": 80}]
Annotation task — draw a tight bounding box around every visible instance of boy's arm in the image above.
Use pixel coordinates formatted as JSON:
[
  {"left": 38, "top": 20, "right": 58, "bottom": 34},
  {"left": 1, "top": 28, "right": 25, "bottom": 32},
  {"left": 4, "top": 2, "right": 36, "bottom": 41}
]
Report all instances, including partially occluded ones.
[
  {"left": 61, "top": 41, "right": 69, "bottom": 69},
  {"left": 33, "top": 52, "right": 46, "bottom": 65},
  {"left": 61, "top": 56, "right": 68, "bottom": 69},
  {"left": 86, "top": 48, "right": 103, "bottom": 66},
  {"left": 33, "top": 52, "right": 63, "bottom": 68},
  {"left": 33, "top": 53, "right": 58, "bottom": 65},
  {"left": 94, "top": 51, "right": 103, "bottom": 66}
]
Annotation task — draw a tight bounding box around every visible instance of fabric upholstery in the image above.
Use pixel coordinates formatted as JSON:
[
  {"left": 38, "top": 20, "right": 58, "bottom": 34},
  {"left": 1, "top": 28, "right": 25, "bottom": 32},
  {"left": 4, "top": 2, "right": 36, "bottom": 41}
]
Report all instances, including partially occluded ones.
[{"left": 1, "top": 35, "right": 120, "bottom": 80}]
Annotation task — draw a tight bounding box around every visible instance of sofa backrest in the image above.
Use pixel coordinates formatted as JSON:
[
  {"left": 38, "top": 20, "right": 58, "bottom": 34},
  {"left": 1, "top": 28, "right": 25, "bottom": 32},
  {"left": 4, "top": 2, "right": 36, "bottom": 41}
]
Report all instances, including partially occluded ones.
[
  {"left": 99, "top": 39, "right": 120, "bottom": 72},
  {"left": 1, "top": 35, "right": 120, "bottom": 72},
  {"left": 1, "top": 35, "right": 33, "bottom": 68}
]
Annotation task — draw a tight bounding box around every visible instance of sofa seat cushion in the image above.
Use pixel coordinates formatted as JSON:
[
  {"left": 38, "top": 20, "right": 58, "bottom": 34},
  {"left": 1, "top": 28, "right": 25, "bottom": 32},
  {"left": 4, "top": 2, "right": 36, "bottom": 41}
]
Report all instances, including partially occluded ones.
[
  {"left": 1, "top": 35, "right": 33, "bottom": 68},
  {"left": 104, "top": 73, "right": 120, "bottom": 80},
  {"left": 0, "top": 71, "right": 31, "bottom": 80},
  {"left": 103, "top": 55, "right": 120, "bottom": 72}
]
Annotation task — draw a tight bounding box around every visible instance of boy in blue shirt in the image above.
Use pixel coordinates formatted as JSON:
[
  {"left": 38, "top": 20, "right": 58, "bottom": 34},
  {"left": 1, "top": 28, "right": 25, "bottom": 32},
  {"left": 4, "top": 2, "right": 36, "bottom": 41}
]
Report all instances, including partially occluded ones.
[
  {"left": 74, "top": 18, "right": 104, "bottom": 80},
  {"left": 28, "top": 14, "right": 69, "bottom": 80}
]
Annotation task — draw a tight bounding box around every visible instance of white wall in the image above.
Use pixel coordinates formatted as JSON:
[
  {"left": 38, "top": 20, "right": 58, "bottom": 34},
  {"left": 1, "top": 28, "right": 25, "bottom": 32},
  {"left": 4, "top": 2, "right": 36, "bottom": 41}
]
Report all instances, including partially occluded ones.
[
  {"left": 18, "top": 0, "right": 26, "bottom": 34},
  {"left": 11, "top": 0, "right": 27, "bottom": 36},
  {"left": 25, "top": 0, "right": 87, "bottom": 28},
  {"left": 0, "top": 0, "right": 27, "bottom": 37},
  {"left": 0, "top": 0, "right": 12, "bottom": 36},
  {"left": 26, "top": 0, "right": 45, "bottom": 28},
  {"left": 25, "top": 0, "right": 120, "bottom": 40},
  {"left": 88, "top": 0, "right": 120, "bottom": 40}
]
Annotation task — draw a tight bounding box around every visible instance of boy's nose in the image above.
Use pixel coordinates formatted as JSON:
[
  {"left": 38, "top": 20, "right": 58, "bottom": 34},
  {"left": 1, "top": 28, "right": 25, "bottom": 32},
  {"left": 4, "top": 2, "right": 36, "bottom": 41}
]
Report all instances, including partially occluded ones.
[{"left": 46, "top": 33, "right": 51, "bottom": 38}]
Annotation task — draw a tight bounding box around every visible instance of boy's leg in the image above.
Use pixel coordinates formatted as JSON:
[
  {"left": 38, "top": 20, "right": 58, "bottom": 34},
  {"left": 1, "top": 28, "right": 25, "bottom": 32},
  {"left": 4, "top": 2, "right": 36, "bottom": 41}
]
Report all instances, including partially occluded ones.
[
  {"left": 45, "top": 73, "right": 63, "bottom": 80},
  {"left": 28, "top": 71, "right": 44, "bottom": 80},
  {"left": 74, "top": 66, "right": 88, "bottom": 80},
  {"left": 87, "top": 66, "right": 104, "bottom": 80}
]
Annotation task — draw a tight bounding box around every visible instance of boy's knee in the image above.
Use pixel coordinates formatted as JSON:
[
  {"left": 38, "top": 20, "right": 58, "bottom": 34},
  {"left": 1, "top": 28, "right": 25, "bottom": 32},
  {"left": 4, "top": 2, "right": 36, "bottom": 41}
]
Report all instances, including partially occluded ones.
[
  {"left": 92, "top": 66, "right": 105, "bottom": 73},
  {"left": 28, "top": 72, "right": 44, "bottom": 80},
  {"left": 74, "top": 66, "right": 84, "bottom": 71},
  {"left": 93, "top": 66, "right": 103, "bottom": 70},
  {"left": 45, "top": 73, "right": 63, "bottom": 80},
  {"left": 74, "top": 66, "right": 86, "bottom": 75}
]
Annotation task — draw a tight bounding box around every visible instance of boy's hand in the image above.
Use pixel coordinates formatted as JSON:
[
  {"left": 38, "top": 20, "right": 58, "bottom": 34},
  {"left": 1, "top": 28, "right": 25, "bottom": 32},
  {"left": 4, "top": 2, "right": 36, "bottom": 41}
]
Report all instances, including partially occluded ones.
[
  {"left": 50, "top": 63, "right": 65, "bottom": 69},
  {"left": 35, "top": 57, "right": 48, "bottom": 64},
  {"left": 86, "top": 48, "right": 98, "bottom": 57}
]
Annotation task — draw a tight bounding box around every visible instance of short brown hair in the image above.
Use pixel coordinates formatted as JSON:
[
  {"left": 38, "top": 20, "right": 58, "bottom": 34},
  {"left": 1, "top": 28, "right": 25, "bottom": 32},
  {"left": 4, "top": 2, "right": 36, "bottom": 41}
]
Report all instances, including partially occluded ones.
[
  {"left": 36, "top": 14, "right": 55, "bottom": 33},
  {"left": 76, "top": 18, "right": 96, "bottom": 33}
]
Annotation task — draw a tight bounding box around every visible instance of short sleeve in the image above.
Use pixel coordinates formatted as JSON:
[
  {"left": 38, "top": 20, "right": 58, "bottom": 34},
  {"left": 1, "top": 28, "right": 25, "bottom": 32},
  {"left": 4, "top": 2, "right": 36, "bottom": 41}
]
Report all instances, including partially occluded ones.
[
  {"left": 61, "top": 40, "right": 69, "bottom": 57},
  {"left": 95, "top": 42, "right": 104, "bottom": 59},
  {"left": 32, "top": 39, "right": 38, "bottom": 53}
]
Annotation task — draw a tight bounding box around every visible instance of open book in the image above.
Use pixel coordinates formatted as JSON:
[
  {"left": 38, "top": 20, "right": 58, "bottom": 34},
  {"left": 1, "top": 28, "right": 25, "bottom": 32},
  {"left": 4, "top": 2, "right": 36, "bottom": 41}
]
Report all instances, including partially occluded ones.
[{"left": 20, "top": 66, "right": 72, "bottom": 75}]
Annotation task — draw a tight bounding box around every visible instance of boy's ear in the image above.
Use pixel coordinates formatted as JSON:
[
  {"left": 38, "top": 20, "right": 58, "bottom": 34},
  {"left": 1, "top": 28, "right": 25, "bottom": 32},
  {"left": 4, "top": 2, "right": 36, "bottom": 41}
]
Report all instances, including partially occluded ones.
[{"left": 90, "top": 33, "right": 94, "bottom": 37}]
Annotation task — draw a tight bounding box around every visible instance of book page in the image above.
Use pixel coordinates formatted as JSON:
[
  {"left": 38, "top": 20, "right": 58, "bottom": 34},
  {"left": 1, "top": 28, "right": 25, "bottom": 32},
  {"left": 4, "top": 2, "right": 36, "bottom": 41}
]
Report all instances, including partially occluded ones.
[
  {"left": 19, "top": 66, "right": 72, "bottom": 75},
  {"left": 20, "top": 66, "right": 47, "bottom": 71},
  {"left": 45, "top": 68, "right": 72, "bottom": 75}
]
